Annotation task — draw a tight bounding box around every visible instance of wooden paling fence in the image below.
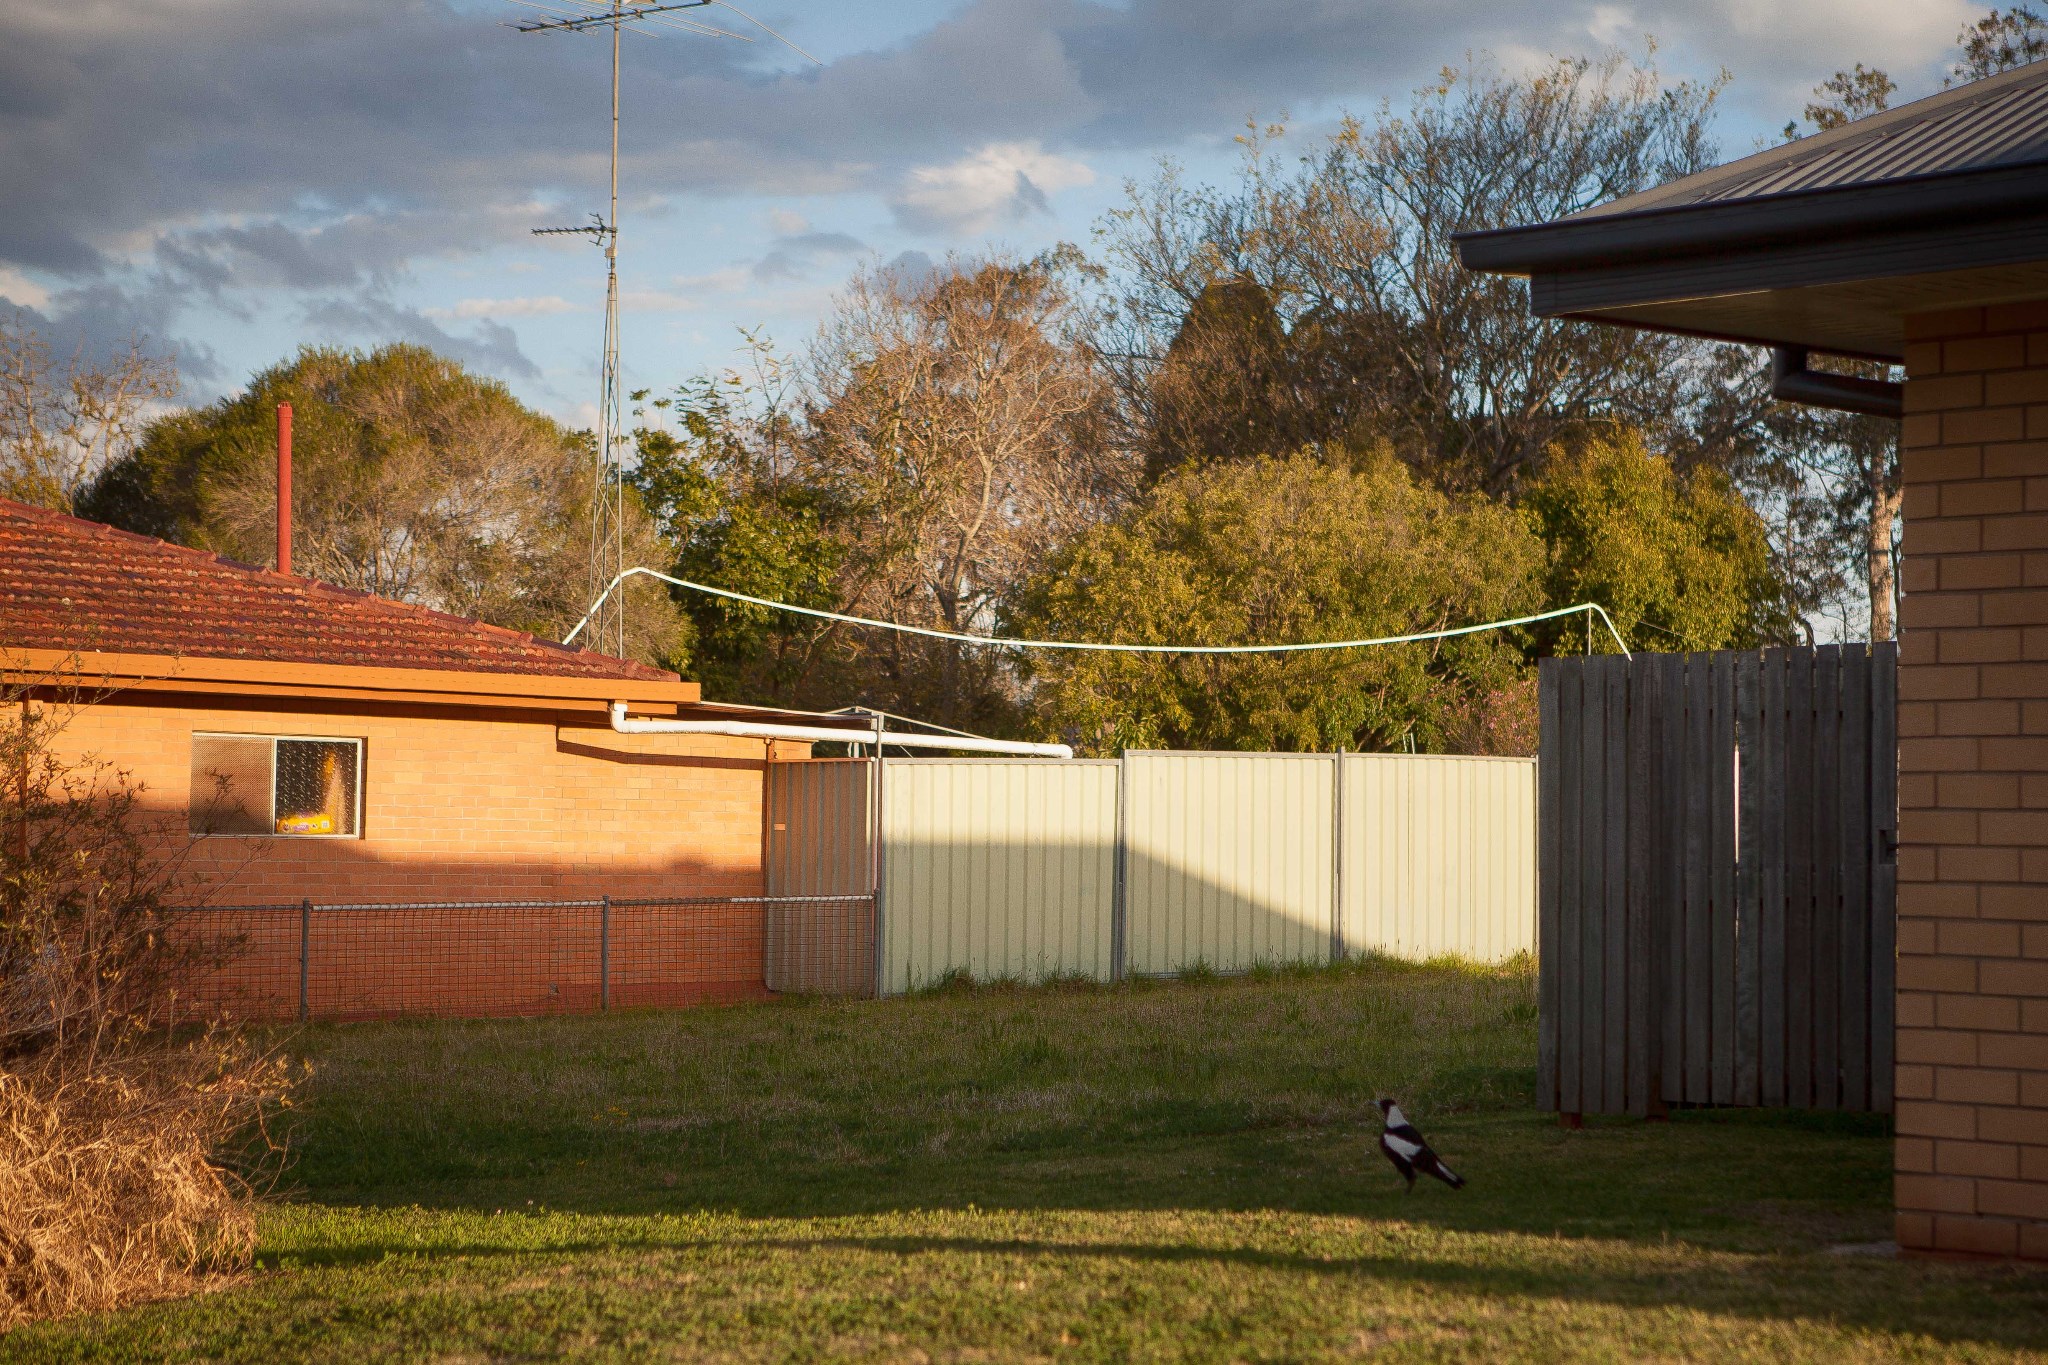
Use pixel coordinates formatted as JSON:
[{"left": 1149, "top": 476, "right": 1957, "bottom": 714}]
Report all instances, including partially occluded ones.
[{"left": 1538, "top": 644, "right": 1897, "bottom": 1117}]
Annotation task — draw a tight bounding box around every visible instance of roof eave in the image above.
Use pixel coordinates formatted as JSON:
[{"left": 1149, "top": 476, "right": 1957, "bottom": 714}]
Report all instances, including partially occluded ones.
[
  {"left": 1455, "top": 161, "right": 2048, "bottom": 277},
  {"left": 4, "top": 648, "right": 698, "bottom": 711}
]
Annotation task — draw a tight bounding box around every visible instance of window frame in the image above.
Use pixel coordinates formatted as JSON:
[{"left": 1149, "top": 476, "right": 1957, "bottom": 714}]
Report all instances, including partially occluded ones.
[{"left": 189, "top": 731, "right": 366, "bottom": 840}]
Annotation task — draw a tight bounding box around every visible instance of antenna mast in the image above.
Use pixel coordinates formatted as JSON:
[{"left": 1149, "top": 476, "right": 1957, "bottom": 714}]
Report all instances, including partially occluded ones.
[
  {"left": 511, "top": 0, "right": 817, "bottom": 656},
  {"left": 516, "top": 0, "right": 716, "bottom": 659}
]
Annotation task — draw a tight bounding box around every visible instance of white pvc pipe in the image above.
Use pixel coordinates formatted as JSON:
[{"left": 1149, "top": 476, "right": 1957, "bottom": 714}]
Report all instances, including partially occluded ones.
[{"left": 608, "top": 703, "right": 1073, "bottom": 758}]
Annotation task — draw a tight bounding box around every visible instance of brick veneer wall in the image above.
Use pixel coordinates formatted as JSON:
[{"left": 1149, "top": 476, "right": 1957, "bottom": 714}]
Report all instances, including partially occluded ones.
[
  {"left": 1896, "top": 302, "right": 2048, "bottom": 1259},
  {"left": 44, "top": 691, "right": 795, "bottom": 904}
]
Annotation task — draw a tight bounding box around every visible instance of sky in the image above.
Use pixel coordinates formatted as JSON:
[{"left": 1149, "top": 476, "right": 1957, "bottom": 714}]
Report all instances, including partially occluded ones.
[{"left": 0, "top": 0, "right": 1988, "bottom": 428}]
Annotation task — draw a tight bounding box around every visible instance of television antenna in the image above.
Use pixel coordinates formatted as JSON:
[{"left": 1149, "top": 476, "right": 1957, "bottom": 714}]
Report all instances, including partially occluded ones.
[{"left": 509, "top": 0, "right": 818, "bottom": 659}]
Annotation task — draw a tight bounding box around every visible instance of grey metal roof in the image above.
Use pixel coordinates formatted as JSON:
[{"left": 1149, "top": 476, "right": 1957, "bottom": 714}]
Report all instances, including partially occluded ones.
[
  {"left": 1574, "top": 59, "right": 2048, "bottom": 221},
  {"left": 1452, "top": 62, "right": 2048, "bottom": 360}
]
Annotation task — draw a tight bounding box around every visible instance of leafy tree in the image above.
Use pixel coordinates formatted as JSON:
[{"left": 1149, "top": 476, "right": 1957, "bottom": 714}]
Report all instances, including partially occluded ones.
[
  {"left": 83, "top": 344, "right": 682, "bottom": 665},
  {"left": 1138, "top": 276, "right": 1310, "bottom": 482},
  {"left": 1010, "top": 448, "right": 1543, "bottom": 755},
  {"left": 1095, "top": 52, "right": 1740, "bottom": 496},
  {"left": 1951, "top": 6, "right": 2048, "bottom": 84},
  {"left": 630, "top": 349, "right": 847, "bottom": 701},
  {"left": 1784, "top": 63, "right": 1896, "bottom": 138},
  {"left": 1520, "top": 432, "right": 1796, "bottom": 655},
  {"left": 803, "top": 253, "right": 1131, "bottom": 728},
  {"left": 639, "top": 257, "right": 1134, "bottom": 729},
  {"left": 0, "top": 318, "right": 176, "bottom": 515}
]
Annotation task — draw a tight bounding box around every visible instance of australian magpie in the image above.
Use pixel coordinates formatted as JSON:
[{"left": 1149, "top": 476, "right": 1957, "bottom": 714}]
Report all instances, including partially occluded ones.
[{"left": 1376, "top": 1098, "right": 1465, "bottom": 1192}]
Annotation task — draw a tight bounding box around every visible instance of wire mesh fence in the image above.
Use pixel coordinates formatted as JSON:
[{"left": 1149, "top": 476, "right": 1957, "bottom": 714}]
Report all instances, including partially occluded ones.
[{"left": 173, "top": 894, "right": 877, "bottom": 1023}]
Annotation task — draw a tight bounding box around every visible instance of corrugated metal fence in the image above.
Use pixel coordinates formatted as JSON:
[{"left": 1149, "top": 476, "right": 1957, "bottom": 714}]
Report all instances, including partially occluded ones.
[
  {"left": 768, "top": 751, "right": 1537, "bottom": 994},
  {"left": 1344, "top": 755, "right": 1540, "bottom": 963},
  {"left": 1123, "top": 753, "right": 1337, "bottom": 975},
  {"left": 882, "top": 760, "right": 1120, "bottom": 992}
]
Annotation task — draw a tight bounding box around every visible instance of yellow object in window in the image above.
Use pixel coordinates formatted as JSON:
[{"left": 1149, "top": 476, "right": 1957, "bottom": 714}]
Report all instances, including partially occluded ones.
[{"left": 276, "top": 812, "right": 334, "bottom": 836}]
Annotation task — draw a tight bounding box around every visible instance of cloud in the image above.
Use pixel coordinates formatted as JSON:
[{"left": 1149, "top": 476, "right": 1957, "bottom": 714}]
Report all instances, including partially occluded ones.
[
  {"left": 6, "top": 276, "right": 224, "bottom": 394},
  {"left": 0, "top": 0, "right": 1978, "bottom": 285},
  {"left": 624, "top": 265, "right": 753, "bottom": 312},
  {"left": 621, "top": 291, "right": 709, "bottom": 313},
  {"left": 880, "top": 250, "right": 940, "bottom": 293},
  {"left": 752, "top": 230, "right": 866, "bottom": 282},
  {"left": 0, "top": 0, "right": 1983, "bottom": 404},
  {"left": 426, "top": 295, "right": 580, "bottom": 321},
  {"left": 891, "top": 142, "right": 1095, "bottom": 235},
  {"left": 1572, "top": 0, "right": 1975, "bottom": 113},
  {"left": 1587, "top": 5, "right": 1636, "bottom": 47},
  {"left": 0, "top": 267, "right": 49, "bottom": 311},
  {"left": 300, "top": 295, "right": 540, "bottom": 379}
]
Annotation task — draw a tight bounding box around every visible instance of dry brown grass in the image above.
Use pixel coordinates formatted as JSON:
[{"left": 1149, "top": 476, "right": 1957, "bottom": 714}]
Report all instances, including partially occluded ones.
[
  {"left": 0, "top": 1034, "right": 288, "bottom": 1329},
  {"left": 2, "top": 671, "right": 293, "bottom": 1329}
]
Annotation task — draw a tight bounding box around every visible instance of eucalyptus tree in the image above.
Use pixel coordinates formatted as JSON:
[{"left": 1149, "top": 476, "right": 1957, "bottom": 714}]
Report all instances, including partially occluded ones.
[
  {"left": 0, "top": 318, "right": 176, "bottom": 515},
  {"left": 84, "top": 344, "right": 683, "bottom": 665},
  {"left": 1093, "top": 52, "right": 1739, "bottom": 496}
]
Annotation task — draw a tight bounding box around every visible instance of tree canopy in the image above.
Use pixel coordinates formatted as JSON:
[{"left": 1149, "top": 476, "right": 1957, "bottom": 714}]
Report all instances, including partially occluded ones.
[
  {"left": 1521, "top": 432, "right": 1795, "bottom": 656},
  {"left": 1094, "top": 53, "right": 1736, "bottom": 497},
  {"left": 63, "top": 21, "right": 1991, "bottom": 731},
  {"left": 83, "top": 344, "right": 682, "bottom": 664},
  {"left": 0, "top": 318, "right": 175, "bottom": 515},
  {"left": 1009, "top": 449, "right": 1544, "bottom": 755},
  {"left": 635, "top": 256, "right": 1131, "bottom": 730}
]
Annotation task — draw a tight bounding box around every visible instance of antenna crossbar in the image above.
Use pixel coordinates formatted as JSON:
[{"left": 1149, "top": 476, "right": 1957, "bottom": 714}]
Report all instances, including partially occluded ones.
[
  {"left": 510, "top": 0, "right": 710, "bottom": 33},
  {"left": 531, "top": 215, "right": 614, "bottom": 241},
  {"left": 504, "top": 0, "right": 814, "bottom": 657}
]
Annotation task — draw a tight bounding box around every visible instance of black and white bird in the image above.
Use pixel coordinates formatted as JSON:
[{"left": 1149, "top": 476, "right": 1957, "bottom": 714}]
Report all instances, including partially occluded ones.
[{"left": 1376, "top": 1098, "right": 1465, "bottom": 1192}]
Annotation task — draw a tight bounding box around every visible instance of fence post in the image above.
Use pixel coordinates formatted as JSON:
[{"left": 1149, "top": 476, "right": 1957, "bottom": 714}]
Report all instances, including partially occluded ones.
[
  {"left": 870, "top": 711, "right": 886, "bottom": 1000},
  {"left": 298, "top": 898, "right": 311, "bottom": 1023},
  {"left": 600, "top": 894, "right": 611, "bottom": 1012},
  {"left": 1331, "top": 749, "right": 1347, "bottom": 963},
  {"left": 1111, "top": 751, "right": 1128, "bottom": 983}
]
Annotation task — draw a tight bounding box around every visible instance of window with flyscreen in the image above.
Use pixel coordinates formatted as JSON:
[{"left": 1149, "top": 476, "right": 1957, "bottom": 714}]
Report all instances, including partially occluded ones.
[{"left": 188, "top": 733, "right": 362, "bottom": 837}]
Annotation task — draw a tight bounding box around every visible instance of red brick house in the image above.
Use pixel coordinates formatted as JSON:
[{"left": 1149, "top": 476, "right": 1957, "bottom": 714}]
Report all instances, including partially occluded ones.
[
  {"left": 1460, "top": 61, "right": 2048, "bottom": 1258},
  {"left": 2, "top": 495, "right": 809, "bottom": 906}
]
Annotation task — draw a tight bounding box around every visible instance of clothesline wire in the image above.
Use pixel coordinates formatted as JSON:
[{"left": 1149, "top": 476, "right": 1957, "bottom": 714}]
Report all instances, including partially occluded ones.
[{"left": 562, "top": 566, "right": 1634, "bottom": 658}]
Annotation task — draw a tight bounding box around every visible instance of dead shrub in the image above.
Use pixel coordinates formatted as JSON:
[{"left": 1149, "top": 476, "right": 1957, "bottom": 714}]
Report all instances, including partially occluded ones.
[{"left": 1, "top": 670, "right": 292, "bottom": 1328}]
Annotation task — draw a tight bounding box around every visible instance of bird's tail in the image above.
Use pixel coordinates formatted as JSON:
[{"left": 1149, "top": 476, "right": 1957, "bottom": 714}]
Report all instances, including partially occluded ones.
[{"left": 1429, "top": 1158, "right": 1466, "bottom": 1190}]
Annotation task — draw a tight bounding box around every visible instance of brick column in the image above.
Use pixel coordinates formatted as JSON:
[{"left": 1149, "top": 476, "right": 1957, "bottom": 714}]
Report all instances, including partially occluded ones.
[{"left": 1895, "top": 302, "right": 2048, "bottom": 1259}]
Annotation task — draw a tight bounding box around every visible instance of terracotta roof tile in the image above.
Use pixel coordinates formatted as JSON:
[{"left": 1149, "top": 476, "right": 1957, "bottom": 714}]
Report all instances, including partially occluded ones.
[{"left": 0, "top": 498, "right": 674, "bottom": 684}]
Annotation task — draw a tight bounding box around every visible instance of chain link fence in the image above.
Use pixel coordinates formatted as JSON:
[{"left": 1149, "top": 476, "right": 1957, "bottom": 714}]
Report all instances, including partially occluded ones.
[{"left": 175, "top": 894, "right": 876, "bottom": 1023}]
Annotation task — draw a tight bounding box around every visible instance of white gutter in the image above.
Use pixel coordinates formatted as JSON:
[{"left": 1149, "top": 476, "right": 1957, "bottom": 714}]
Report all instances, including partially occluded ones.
[{"left": 608, "top": 702, "right": 1073, "bottom": 759}]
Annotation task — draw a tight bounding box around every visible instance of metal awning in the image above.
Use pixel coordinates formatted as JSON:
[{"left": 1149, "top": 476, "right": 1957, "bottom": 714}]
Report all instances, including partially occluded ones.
[{"left": 1455, "top": 62, "right": 2048, "bottom": 361}]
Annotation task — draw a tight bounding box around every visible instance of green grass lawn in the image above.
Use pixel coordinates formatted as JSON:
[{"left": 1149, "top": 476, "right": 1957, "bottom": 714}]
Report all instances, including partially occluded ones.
[{"left": 10, "top": 959, "right": 2048, "bottom": 1362}]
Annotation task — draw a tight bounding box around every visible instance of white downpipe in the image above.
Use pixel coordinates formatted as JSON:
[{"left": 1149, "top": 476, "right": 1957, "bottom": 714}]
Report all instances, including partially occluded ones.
[{"left": 608, "top": 702, "right": 1073, "bottom": 759}]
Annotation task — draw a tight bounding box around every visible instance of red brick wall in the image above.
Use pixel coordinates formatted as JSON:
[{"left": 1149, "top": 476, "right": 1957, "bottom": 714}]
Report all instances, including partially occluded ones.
[
  {"left": 1897, "top": 302, "right": 2048, "bottom": 1259},
  {"left": 36, "top": 690, "right": 807, "bottom": 1018},
  {"left": 44, "top": 691, "right": 787, "bottom": 902}
]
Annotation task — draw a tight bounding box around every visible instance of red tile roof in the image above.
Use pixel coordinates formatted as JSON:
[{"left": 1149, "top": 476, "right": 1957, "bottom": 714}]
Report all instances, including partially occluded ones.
[{"left": 0, "top": 498, "right": 675, "bottom": 684}]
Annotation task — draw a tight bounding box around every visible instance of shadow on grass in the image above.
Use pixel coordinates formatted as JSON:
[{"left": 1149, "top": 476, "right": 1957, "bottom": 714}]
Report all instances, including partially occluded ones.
[
  {"left": 276, "top": 1103, "right": 1894, "bottom": 1236},
  {"left": 254, "top": 962, "right": 1949, "bottom": 1347},
  {"left": 147, "top": 960, "right": 2048, "bottom": 1359}
]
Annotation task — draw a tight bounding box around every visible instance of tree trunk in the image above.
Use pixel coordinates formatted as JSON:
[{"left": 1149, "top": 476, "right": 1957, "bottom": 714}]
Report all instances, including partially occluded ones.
[{"left": 1867, "top": 461, "right": 1899, "bottom": 642}]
